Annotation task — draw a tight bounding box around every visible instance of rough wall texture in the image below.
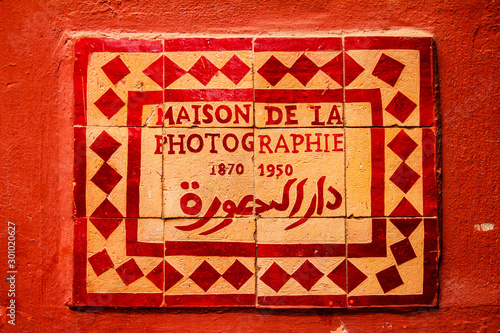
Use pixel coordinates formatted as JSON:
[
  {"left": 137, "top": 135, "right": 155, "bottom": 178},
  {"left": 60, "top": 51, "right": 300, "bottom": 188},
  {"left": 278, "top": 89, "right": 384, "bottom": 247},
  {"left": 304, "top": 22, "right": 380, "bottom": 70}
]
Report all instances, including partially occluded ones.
[{"left": 0, "top": 0, "right": 498, "bottom": 331}]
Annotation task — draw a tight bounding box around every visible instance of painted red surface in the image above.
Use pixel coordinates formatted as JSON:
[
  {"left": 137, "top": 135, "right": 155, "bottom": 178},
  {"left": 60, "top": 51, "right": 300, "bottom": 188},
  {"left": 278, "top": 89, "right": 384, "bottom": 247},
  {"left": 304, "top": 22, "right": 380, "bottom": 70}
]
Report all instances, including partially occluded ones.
[{"left": 0, "top": 0, "right": 499, "bottom": 331}]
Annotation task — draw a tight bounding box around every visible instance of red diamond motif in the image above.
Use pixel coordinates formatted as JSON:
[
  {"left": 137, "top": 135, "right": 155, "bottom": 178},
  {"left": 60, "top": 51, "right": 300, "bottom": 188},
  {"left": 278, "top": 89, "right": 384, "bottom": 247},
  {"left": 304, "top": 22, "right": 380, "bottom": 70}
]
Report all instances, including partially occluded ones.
[
  {"left": 188, "top": 56, "right": 219, "bottom": 86},
  {"left": 390, "top": 197, "right": 421, "bottom": 217},
  {"left": 89, "top": 218, "right": 122, "bottom": 239},
  {"left": 146, "top": 261, "right": 164, "bottom": 291},
  {"left": 320, "top": 53, "right": 343, "bottom": 86},
  {"left": 344, "top": 53, "right": 365, "bottom": 86},
  {"left": 388, "top": 130, "right": 418, "bottom": 161},
  {"left": 101, "top": 56, "right": 131, "bottom": 85},
  {"left": 143, "top": 56, "right": 164, "bottom": 87},
  {"left": 90, "top": 163, "right": 123, "bottom": 195},
  {"left": 390, "top": 218, "right": 422, "bottom": 238},
  {"left": 88, "top": 249, "right": 114, "bottom": 276},
  {"left": 91, "top": 198, "right": 123, "bottom": 218},
  {"left": 89, "top": 131, "right": 122, "bottom": 162},
  {"left": 289, "top": 54, "right": 320, "bottom": 86},
  {"left": 258, "top": 55, "right": 289, "bottom": 86},
  {"left": 219, "top": 55, "right": 250, "bottom": 85},
  {"left": 222, "top": 260, "right": 253, "bottom": 290},
  {"left": 94, "top": 88, "right": 125, "bottom": 120},
  {"left": 327, "top": 260, "right": 346, "bottom": 292},
  {"left": 260, "top": 262, "right": 291, "bottom": 292},
  {"left": 390, "top": 162, "right": 420, "bottom": 194},
  {"left": 372, "top": 53, "right": 405, "bottom": 87},
  {"left": 385, "top": 91, "right": 417, "bottom": 123},
  {"left": 189, "top": 261, "right": 221, "bottom": 292},
  {"left": 390, "top": 238, "right": 417, "bottom": 265},
  {"left": 116, "top": 259, "right": 144, "bottom": 286},
  {"left": 376, "top": 265, "right": 404, "bottom": 293},
  {"left": 291, "top": 260, "right": 324, "bottom": 291},
  {"left": 347, "top": 260, "right": 368, "bottom": 293},
  {"left": 164, "top": 261, "right": 184, "bottom": 291},
  {"left": 164, "top": 56, "right": 187, "bottom": 87}
]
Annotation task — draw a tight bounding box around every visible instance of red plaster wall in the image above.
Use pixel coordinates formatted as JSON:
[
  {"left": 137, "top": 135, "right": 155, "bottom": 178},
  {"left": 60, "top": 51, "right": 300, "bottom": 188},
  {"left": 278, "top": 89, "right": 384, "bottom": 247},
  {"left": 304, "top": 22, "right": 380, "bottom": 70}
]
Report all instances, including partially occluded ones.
[{"left": 0, "top": 0, "right": 499, "bottom": 331}]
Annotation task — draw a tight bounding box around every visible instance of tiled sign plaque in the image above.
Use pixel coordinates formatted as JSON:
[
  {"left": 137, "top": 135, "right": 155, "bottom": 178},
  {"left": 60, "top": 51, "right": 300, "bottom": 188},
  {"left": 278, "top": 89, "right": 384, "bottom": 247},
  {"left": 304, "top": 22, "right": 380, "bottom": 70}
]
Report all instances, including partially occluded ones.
[{"left": 73, "top": 37, "right": 438, "bottom": 308}]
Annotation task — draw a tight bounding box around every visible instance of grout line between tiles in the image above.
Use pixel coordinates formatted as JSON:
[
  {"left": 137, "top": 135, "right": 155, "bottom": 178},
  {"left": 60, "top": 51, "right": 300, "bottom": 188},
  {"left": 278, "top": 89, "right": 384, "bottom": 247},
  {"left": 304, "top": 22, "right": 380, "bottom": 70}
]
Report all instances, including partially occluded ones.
[
  {"left": 75, "top": 125, "right": 436, "bottom": 130},
  {"left": 161, "top": 39, "right": 166, "bottom": 303},
  {"left": 84, "top": 215, "right": 436, "bottom": 220},
  {"left": 342, "top": 36, "right": 349, "bottom": 298},
  {"left": 251, "top": 37, "right": 259, "bottom": 307}
]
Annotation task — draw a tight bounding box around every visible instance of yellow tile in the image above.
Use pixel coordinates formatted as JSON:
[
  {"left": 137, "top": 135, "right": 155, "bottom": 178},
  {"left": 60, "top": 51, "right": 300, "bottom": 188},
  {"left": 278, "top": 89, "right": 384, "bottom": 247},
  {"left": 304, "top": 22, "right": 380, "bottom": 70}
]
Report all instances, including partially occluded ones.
[
  {"left": 139, "top": 127, "right": 163, "bottom": 217},
  {"left": 87, "top": 218, "right": 164, "bottom": 293},
  {"left": 86, "top": 127, "right": 128, "bottom": 218},
  {"left": 162, "top": 127, "right": 254, "bottom": 218},
  {"left": 85, "top": 127, "right": 162, "bottom": 218},
  {"left": 344, "top": 50, "right": 420, "bottom": 127},
  {"left": 347, "top": 220, "right": 424, "bottom": 296},
  {"left": 165, "top": 256, "right": 255, "bottom": 295},
  {"left": 164, "top": 51, "right": 252, "bottom": 89},
  {"left": 254, "top": 51, "right": 342, "bottom": 90},
  {"left": 87, "top": 52, "right": 163, "bottom": 127},
  {"left": 346, "top": 128, "right": 425, "bottom": 217},
  {"left": 345, "top": 128, "right": 372, "bottom": 217},
  {"left": 254, "top": 128, "right": 345, "bottom": 218}
]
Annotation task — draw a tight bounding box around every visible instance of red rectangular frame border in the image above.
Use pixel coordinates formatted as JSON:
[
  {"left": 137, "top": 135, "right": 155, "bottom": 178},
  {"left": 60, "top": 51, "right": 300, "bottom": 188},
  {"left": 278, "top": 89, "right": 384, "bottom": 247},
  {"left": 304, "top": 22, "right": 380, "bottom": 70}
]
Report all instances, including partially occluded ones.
[{"left": 73, "top": 37, "right": 438, "bottom": 308}]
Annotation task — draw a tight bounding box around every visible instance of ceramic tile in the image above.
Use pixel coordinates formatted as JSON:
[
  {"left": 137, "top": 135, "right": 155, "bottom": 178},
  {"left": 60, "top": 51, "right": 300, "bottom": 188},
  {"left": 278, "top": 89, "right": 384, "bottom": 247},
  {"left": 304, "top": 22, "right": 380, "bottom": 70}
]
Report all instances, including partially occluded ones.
[
  {"left": 346, "top": 217, "right": 438, "bottom": 307},
  {"left": 162, "top": 127, "right": 254, "bottom": 218},
  {"left": 74, "top": 39, "right": 164, "bottom": 127},
  {"left": 73, "top": 218, "right": 164, "bottom": 307},
  {"left": 86, "top": 52, "right": 164, "bottom": 127},
  {"left": 345, "top": 128, "right": 437, "bottom": 218},
  {"left": 163, "top": 218, "right": 255, "bottom": 307},
  {"left": 160, "top": 101, "right": 253, "bottom": 128},
  {"left": 162, "top": 38, "right": 253, "bottom": 128},
  {"left": 254, "top": 128, "right": 345, "bottom": 218},
  {"left": 256, "top": 217, "right": 346, "bottom": 308},
  {"left": 83, "top": 126, "right": 163, "bottom": 218},
  {"left": 343, "top": 37, "right": 434, "bottom": 127},
  {"left": 254, "top": 37, "right": 343, "bottom": 128}
]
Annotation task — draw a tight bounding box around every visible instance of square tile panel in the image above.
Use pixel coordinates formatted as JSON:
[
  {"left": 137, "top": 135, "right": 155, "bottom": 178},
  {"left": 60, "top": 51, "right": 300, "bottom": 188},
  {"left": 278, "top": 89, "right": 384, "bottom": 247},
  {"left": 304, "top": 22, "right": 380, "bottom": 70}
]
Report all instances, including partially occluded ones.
[
  {"left": 254, "top": 38, "right": 343, "bottom": 128},
  {"left": 163, "top": 218, "right": 255, "bottom": 307},
  {"left": 254, "top": 127, "right": 345, "bottom": 219},
  {"left": 345, "top": 127, "right": 437, "bottom": 218},
  {"left": 82, "top": 126, "right": 163, "bottom": 218},
  {"left": 256, "top": 218, "right": 346, "bottom": 308},
  {"left": 162, "top": 38, "right": 253, "bottom": 128},
  {"left": 73, "top": 36, "right": 438, "bottom": 308},
  {"left": 162, "top": 127, "right": 254, "bottom": 219},
  {"left": 346, "top": 217, "right": 438, "bottom": 307}
]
